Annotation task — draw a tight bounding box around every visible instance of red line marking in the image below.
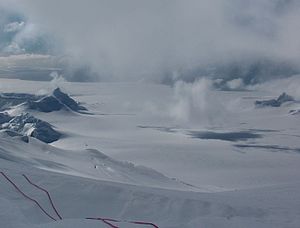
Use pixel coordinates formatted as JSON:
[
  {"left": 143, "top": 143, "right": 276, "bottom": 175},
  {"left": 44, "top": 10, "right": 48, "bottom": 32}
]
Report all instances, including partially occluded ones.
[
  {"left": 1, "top": 172, "right": 159, "bottom": 227},
  {"left": 22, "top": 174, "right": 62, "bottom": 220},
  {"left": 101, "top": 219, "right": 119, "bottom": 228},
  {"left": 0, "top": 172, "right": 57, "bottom": 221},
  {"left": 86, "top": 217, "right": 119, "bottom": 228},
  {"left": 86, "top": 217, "right": 159, "bottom": 228},
  {"left": 129, "top": 220, "right": 159, "bottom": 228}
]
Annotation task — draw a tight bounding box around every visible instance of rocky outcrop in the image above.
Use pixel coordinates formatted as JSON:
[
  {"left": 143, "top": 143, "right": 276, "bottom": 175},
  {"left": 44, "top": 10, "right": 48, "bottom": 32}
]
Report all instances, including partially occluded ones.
[
  {"left": 1, "top": 113, "right": 61, "bottom": 143},
  {"left": 0, "top": 88, "right": 87, "bottom": 113},
  {"left": 0, "top": 113, "right": 12, "bottom": 124},
  {"left": 255, "top": 92, "right": 294, "bottom": 107},
  {"left": 52, "top": 88, "right": 87, "bottom": 111},
  {"left": 0, "top": 88, "right": 87, "bottom": 143},
  {"left": 28, "top": 88, "right": 87, "bottom": 113}
]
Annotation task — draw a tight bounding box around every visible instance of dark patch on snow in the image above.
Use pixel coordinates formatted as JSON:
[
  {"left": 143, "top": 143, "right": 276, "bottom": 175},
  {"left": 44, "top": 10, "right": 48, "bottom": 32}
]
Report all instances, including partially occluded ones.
[
  {"left": 188, "top": 131, "right": 262, "bottom": 142},
  {"left": 1, "top": 113, "right": 61, "bottom": 143},
  {"left": 255, "top": 92, "right": 294, "bottom": 107},
  {"left": 246, "top": 128, "right": 279, "bottom": 133},
  {"left": 137, "top": 125, "right": 178, "bottom": 133},
  {"left": 234, "top": 144, "right": 300, "bottom": 153}
]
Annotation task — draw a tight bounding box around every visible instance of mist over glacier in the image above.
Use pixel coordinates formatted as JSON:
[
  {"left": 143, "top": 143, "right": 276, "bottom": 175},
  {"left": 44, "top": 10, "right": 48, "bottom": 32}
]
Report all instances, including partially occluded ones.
[
  {"left": 0, "top": 0, "right": 300, "bottom": 84},
  {"left": 0, "top": 2, "right": 300, "bottom": 228}
]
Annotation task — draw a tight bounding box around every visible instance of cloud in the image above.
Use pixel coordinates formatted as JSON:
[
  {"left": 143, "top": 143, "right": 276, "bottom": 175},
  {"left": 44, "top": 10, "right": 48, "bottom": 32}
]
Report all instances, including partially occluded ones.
[
  {"left": 0, "top": 4, "right": 55, "bottom": 56},
  {"left": 250, "top": 74, "right": 300, "bottom": 100},
  {"left": 3, "top": 21, "right": 25, "bottom": 33},
  {"left": 169, "top": 79, "right": 228, "bottom": 127},
  {"left": 3, "top": 42, "right": 24, "bottom": 54},
  {"left": 142, "top": 78, "right": 240, "bottom": 127},
  {"left": 1, "top": 0, "right": 300, "bottom": 83}
]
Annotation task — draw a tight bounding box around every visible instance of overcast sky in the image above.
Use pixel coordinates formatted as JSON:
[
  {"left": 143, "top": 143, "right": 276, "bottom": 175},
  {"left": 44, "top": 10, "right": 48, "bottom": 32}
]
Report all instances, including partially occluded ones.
[{"left": 1, "top": 0, "right": 300, "bottom": 83}]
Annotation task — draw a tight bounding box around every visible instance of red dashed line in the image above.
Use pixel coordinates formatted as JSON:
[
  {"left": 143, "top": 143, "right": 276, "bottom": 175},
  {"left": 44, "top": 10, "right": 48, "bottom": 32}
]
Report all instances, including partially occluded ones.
[
  {"left": 129, "top": 220, "right": 159, "bottom": 228},
  {"left": 0, "top": 172, "right": 57, "bottom": 221},
  {"left": 86, "top": 217, "right": 120, "bottom": 228},
  {"left": 1, "top": 172, "right": 159, "bottom": 227},
  {"left": 86, "top": 217, "right": 159, "bottom": 228},
  {"left": 22, "top": 174, "right": 63, "bottom": 220}
]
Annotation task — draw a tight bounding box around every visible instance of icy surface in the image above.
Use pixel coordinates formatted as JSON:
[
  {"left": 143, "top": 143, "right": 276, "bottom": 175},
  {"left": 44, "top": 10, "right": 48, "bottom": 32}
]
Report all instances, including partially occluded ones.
[{"left": 0, "top": 78, "right": 299, "bottom": 227}]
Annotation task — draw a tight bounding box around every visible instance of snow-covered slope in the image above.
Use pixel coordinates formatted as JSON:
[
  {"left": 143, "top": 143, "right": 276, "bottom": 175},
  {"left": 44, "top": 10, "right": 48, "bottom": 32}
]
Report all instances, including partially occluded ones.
[
  {"left": 0, "top": 77, "right": 300, "bottom": 227},
  {"left": 0, "top": 134, "right": 192, "bottom": 191},
  {"left": 1, "top": 153, "right": 300, "bottom": 228}
]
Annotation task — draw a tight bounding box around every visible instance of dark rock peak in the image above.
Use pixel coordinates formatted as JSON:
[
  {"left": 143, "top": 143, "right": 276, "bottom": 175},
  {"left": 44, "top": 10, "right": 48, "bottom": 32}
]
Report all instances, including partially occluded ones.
[
  {"left": 52, "top": 87, "right": 87, "bottom": 111},
  {"left": 255, "top": 92, "right": 295, "bottom": 107},
  {"left": 53, "top": 87, "right": 79, "bottom": 110},
  {"left": 28, "top": 96, "right": 63, "bottom": 113},
  {"left": 277, "top": 92, "right": 294, "bottom": 103},
  {"left": 0, "top": 88, "right": 87, "bottom": 113}
]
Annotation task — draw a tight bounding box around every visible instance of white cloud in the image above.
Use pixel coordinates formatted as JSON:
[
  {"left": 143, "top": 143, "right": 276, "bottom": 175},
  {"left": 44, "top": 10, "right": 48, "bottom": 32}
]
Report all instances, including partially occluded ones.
[
  {"left": 3, "top": 42, "right": 24, "bottom": 54},
  {"left": 226, "top": 78, "right": 244, "bottom": 90},
  {"left": 169, "top": 79, "right": 228, "bottom": 127},
  {"left": 2, "top": 0, "right": 300, "bottom": 82},
  {"left": 3, "top": 21, "right": 25, "bottom": 33}
]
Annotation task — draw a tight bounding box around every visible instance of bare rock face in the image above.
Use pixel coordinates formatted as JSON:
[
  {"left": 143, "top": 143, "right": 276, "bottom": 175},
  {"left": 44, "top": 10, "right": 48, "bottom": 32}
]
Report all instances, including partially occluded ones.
[
  {"left": 1, "top": 113, "right": 61, "bottom": 143},
  {"left": 28, "top": 88, "right": 87, "bottom": 113},
  {"left": 0, "top": 113, "right": 12, "bottom": 124},
  {"left": 52, "top": 88, "right": 87, "bottom": 112},
  {"left": 0, "top": 88, "right": 86, "bottom": 143},
  {"left": 28, "top": 96, "right": 63, "bottom": 112},
  {"left": 0, "top": 88, "right": 87, "bottom": 113},
  {"left": 255, "top": 92, "right": 294, "bottom": 107},
  {"left": 289, "top": 109, "right": 300, "bottom": 115},
  {"left": 0, "top": 92, "right": 41, "bottom": 111}
]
